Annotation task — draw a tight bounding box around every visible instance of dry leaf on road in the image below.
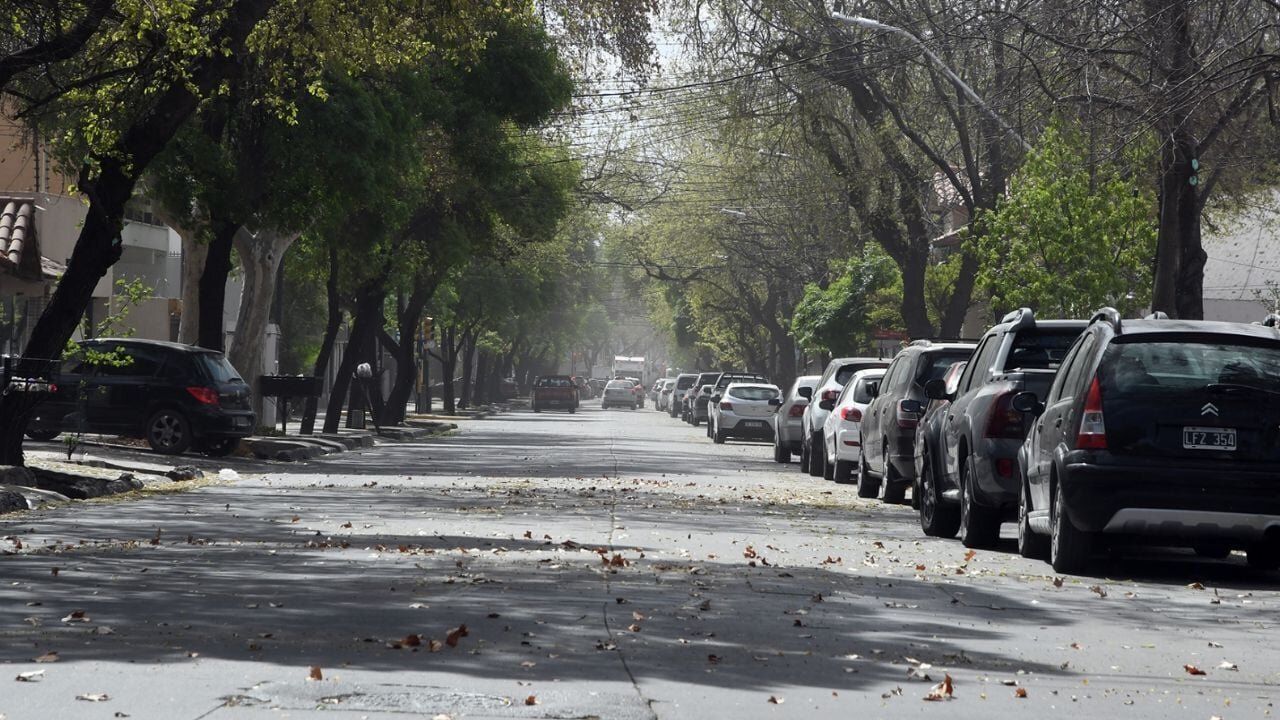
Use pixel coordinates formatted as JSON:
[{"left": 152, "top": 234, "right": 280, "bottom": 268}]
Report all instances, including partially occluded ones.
[
  {"left": 1184, "top": 664, "right": 1207, "bottom": 676},
  {"left": 1014, "top": 687, "right": 1028, "bottom": 698},
  {"left": 524, "top": 695, "right": 538, "bottom": 706},
  {"left": 445, "top": 624, "right": 468, "bottom": 648},
  {"left": 61, "top": 610, "right": 89, "bottom": 623},
  {"left": 1218, "top": 661, "right": 1238, "bottom": 671},
  {"left": 1089, "top": 585, "right": 1108, "bottom": 598},
  {"left": 308, "top": 666, "right": 323, "bottom": 680},
  {"left": 33, "top": 652, "right": 58, "bottom": 663},
  {"left": 76, "top": 693, "right": 110, "bottom": 702},
  {"left": 15, "top": 670, "right": 44, "bottom": 682},
  {"left": 767, "top": 695, "right": 784, "bottom": 704},
  {"left": 923, "top": 674, "right": 954, "bottom": 701}
]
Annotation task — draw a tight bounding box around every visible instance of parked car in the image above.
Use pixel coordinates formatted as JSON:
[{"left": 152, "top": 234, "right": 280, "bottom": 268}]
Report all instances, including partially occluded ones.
[
  {"left": 601, "top": 379, "right": 638, "bottom": 410},
  {"left": 531, "top": 375, "right": 579, "bottom": 413},
  {"left": 707, "top": 382, "right": 781, "bottom": 443},
  {"left": 26, "top": 338, "right": 255, "bottom": 456},
  {"left": 772, "top": 375, "right": 820, "bottom": 463},
  {"left": 631, "top": 378, "right": 646, "bottom": 408},
  {"left": 682, "top": 372, "right": 720, "bottom": 422},
  {"left": 820, "top": 368, "right": 885, "bottom": 483},
  {"left": 656, "top": 378, "right": 677, "bottom": 412},
  {"left": 669, "top": 373, "right": 699, "bottom": 418},
  {"left": 689, "top": 384, "right": 714, "bottom": 425},
  {"left": 858, "top": 340, "right": 976, "bottom": 503},
  {"left": 924, "top": 309, "right": 1087, "bottom": 547},
  {"left": 648, "top": 379, "right": 664, "bottom": 405},
  {"left": 800, "top": 357, "right": 891, "bottom": 478},
  {"left": 913, "top": 360, "right": 967, "bottom": 532},
  {"left": 1014, "top": 309, "right": 1280, "bottom": 574},
  {"left": 572, "top": 376, "right": 593, "bottom": 400}
]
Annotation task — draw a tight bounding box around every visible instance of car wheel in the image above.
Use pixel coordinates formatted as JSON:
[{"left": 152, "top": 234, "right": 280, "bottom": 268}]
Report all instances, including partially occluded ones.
[
  {"left": 822, "top": 447, "right": 835, "bottom": 481},
  {"left": 958, "top": 457, "right": 1000, "bottom": 547},
  {"left": 1246, "top": 541, "right": 1280, "bottom": 571},
  {"left": 799, "top": 435, "right": 810, "bottom": 471},
  {"left": 833, "top": 459, "right": 854, "bottom": 484},
  {"left": 198, "top": 437, "right": 240, "bottom": 457},
  {"left": 807, "top": 432, "right": 824, "bottom": 477},
  {"left": 568, "top": 407, "right": 576, "bottom": 414},
  {"left": 773, "top": 436, "right": 790, "bottom": 463},
  {"left": 145, "top": 408, "right": 192, "bottom": 455},
  {"left": 1050, "top": 478, "right": 1093, "bottom": 574},
  {"left": 1017, "top": 478, "right": 1049, "bottom": 559},
  {"left": 713, "top": 427, "right": 727, "bottom": 444},
  {"left": 533, "top": 405, "right": 541, "bottom": 413},
  {"left": 25, "top": 429, "right": 59, "bottom": 441},
  {"left": 919, "top": 453, "right": 960, "bottom": 538},
  {"left": 856, "top": 439, "right": 880, "bottom": 499}
]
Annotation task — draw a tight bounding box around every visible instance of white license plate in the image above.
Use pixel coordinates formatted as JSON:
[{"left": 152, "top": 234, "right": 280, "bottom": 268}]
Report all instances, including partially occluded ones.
[
  {"left": 1183, "top": 426, "right": 1236, "bottom": 451},
  {"left": 741, "top": 421, "right": 764, "bottom": 428}
]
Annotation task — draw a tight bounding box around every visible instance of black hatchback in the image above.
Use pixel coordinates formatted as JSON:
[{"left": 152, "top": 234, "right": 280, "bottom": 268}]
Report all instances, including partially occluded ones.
[
  {"left": 1015, "top": 309, "right": 1280, "bottom": 573},
  {"left": 27, "top": 338, "right": 255, "bottom": 455}
]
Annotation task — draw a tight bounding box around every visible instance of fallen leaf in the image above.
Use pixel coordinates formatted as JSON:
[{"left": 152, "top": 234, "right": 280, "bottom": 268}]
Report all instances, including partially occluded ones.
[
  {"left": 914, "top": 564, "right": 926, "bottom": 572},
  {"left": 743, "top": 546, "right": 758, "bottom": 559},
  {"left": 628, "top": 623, "right": 642, "bottom": 632},
  {"left": 632, "top": 611, "right": 645, "bottom": 621},
  {"left": 1208, "top": 641, "right": 1225, "bottom": 648},
  {"left": 61, "top": 610, "right": 89, "bottom": 623},
  {"left": 767, "top": 695, "right": 784, "bottom": 704},
  {"left": 15, "top": 670, "right": 44, "bottom": 682},
  {"left": 1184, "top": 664, "right": 1207, "bottom": 676},
  {"left": 524, "top": 695, "right": 538, "bottom": 706},
  {"left": 308, "top": 666, "right": 323, "bottom": 680},
  {"left": 1089, "top": 585, "right": 1108, "bottom": 598},
  {"left": 428, "top": 639, "right": 444, "bottom": 652},
  {"left": 33, "top": 651, "right": 58, "bottom": 663},
  {"left": 1014, "top": 687, "right": 1028, "bottom": 698},
  {"left": 1187, "top": 581, "right": 1205, "bottom": 590},
  {"left": 1218, "top": 661, "right": 1238, "bottom": 671},
  {"left": 340, "top": 522, "right": 352, "bottom": 528},
  {"left": 522, "top": 531, "right": 532, "bottom": 539},
  {"left": 76, "top": 693, "right": 110, "bottom": 702},
  {"left": 963, "top": 550, "right": 977, "bottom": 562},
  {"left": 707, "top": 654, "right": 721, "bottom": 663},
  {"left": 1052, "top": 577, "right": 1064, "bottom": 588},
  {"left": 520, "top": 661, "right": 537, "bottom": 669},
  {"left": 403, "top": 634, "right": 422, "bottom": 647},
  {"left": 923, "top": 673, "right": 954, "bottom": 701},
  {"left": 445, "top": 624, "right": 468, "bottom": 648}
]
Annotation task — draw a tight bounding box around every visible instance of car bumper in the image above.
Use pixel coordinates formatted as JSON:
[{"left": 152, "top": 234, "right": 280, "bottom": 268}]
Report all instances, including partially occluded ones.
[
  {"left": 1061, "top": 453, "right": 1280, "bottom": 542},
  {"left": 970, "top": 438, "right": 1025, "bottom": 502},
  {"left": 192, "top": 407, "right": 256, "bottom": 439},
  {"left": 832, "top": 425, "right": 863, "bottom": 463},
  {"left": 887, "top": 430, "right": 918, "bottom": 479},
  {"left": 720, "top": 416, "right": 774, "bottom": 438}
]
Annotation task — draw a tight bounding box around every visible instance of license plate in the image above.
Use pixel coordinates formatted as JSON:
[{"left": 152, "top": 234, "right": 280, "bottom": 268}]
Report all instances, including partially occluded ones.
[
  {"left": 741, "top": 421, "right": 763, "bottom": 428},
  {"left": 1182, "top": 426, "right": 1236, "bottom": 451},
  {"left": 235, "top": 417, "right": 250, "bottom": 427}
]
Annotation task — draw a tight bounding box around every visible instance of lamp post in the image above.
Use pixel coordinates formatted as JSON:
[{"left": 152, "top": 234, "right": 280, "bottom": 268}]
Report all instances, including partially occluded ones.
[{"left": 832, "top": 13, "right": 1032, "bottom": 153}]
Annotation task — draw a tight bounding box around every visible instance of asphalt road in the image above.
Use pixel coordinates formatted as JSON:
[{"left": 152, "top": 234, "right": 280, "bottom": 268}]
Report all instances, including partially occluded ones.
[{"left": 2, "top": 398, "right": 1279, "bottom": 719}]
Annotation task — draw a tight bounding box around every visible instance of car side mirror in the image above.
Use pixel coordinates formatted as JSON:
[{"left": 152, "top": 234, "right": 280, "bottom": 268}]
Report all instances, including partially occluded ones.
[
  {"left": 818, "top": 399, "right": 835, "bottom": 411},
  {"left": 924, "top": 378, "right": 949, "bottom": 400},
  {"left": 1011, "top": 391, "right": 1044, "bottom": 415},
  {"left": 797, "top": 387, "right": 813, "bottom": 400},
  {"left": 900, "top": 399, "right": 925, "bottom": 415},
  {"left": 711, "top": 394, "right": 721, "bottom": 402},
  {"left": 768, "top": 398, "right": 782, "bottom": 407}
]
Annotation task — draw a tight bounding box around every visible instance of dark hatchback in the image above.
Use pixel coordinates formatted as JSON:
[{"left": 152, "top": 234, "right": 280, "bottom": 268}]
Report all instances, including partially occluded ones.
[
  {"left": 27, "top": 338, "right": 255, "bottom": 455},
  {"left": 1015, "top": 310, "right": 1280, "bottom": 573}
]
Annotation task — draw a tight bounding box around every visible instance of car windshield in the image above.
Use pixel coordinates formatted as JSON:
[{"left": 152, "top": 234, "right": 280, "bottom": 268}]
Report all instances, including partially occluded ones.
[
  {"left": 606, "top": 380, "right": 631, "bottom": 389},
  {"left": 915, "top": 351, "right": 973, "bottom": 384},
  {"left": 729, "top": 386, "right": 779, "bottom": 401},
  {"left": 196, "top": 353, "right": 241, "bottom": 383},
  {"left": 834, "top": 363, "right": 882, "bottom": 385},
  {"left": 1101, "top": 340, "right": 1280, "bottom": 394},
  {"left": 536, "top": 377, "right": 574, "bottom": 387}
]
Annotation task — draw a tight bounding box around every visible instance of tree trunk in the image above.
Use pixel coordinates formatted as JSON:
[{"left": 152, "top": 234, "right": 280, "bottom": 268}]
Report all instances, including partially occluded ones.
[
  {"left": 301, "top": 243, "right": 341, "bottom": 435},
  {"left": 322, "top": 284, "right": 384, "bottom": 434},
  {"left": 197, "top": 221, "right": 243, "bottom": 351},
  {"left": 0, "top": 0, "right": 274, "bottom": 466},
  {"left": 437, "top": 325, "right": 458, "bottom": 414},
  {"left": 459, "top": 332, "right": 476, "bottom": 409},
  {"left": 228, "top": 227, "right": 299, "bottom": 418}
]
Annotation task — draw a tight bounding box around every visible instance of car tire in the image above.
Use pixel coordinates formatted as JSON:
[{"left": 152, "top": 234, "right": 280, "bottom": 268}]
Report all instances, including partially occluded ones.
[
  {"left": 833, "top": 459, "right": 854, "bottom": 484},
  {"left": 1246, "top": 541, "right": 1280, "bottom": 571},
  {"left": 533, "top": 405, "right": 541, "bottom": 413},
  {"left": 856, "top": 440, "right": 880, "bottom": 499},
  {"left": 959, "top": 458, "right": 1000, "bottom": 548},
  {"left": 25, "top": 429, "right": 60, "bottom": 441},
  {"left": 1017, "top": 478, "right": 1049, "bottom": 559},
  {"left": 773, "top": 437, "right": 790, "bottom": 463},
  {"left": 198, "top": 438, "right": 240, "bottom": 457},
  {"left": 145, "top": 408, "right": 192, "bottom": 455},
  {"left": 880, "top": 443, "right": 907, "bottom": 504},
  {"left": 919, "top": 453, "right": 960, "bottom": 538},
  {"left": 1050, "top": 478, "right": 1093, "bottom": 574},
  {"left": 568, "top": 407, "right": 576, "bottom": 414},
  {"left": 807, "top": 432, "right": 824, "bottom": 477},
  {"left": 713, "top": 427, "right": 726, "bottom": 444},
  {"left": 822, "top": 448, "right": 835, "bottom": 481}
]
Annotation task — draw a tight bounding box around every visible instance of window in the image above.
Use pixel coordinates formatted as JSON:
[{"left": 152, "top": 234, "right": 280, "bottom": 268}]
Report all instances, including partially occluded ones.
[
  {"left": 916, "top": 351, "right": 973, "bottom": 386},
  {"left": 96, "top": 346, "right": 162, "bottom": 377},
  {"left": 729, "top": 386, "right": 779, "bottom": 401},
  {"left": 1005, "top": 329, "right": 1083, "bottom": 371},
  {"left": 958, "top": 336, "right": 993, "bottom": 393},
  {"left": 883, "top": 357, "right": 910, "bottom": 394},
  {"left": 1056, "top": 334, "right": 1099, "bottom": 402},
  {"left": 852, "top": 377, "right": 879, "bottom": 404}
]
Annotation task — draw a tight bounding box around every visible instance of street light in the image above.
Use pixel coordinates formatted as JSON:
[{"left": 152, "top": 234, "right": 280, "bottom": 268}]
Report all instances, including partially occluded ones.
[{"left": 832, "top": 13, "right": 1032, "bottom": 153}]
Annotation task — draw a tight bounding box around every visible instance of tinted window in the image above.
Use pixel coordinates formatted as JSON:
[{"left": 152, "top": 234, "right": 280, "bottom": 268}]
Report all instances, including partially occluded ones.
[
  {"left": 1100, "top": 339, "right": 1280, "bottom": 394},
  {"left": 1005, "top": 329, "right": 1083, "bottom": 371},
  {"left": 959, "top": 336, "right": 995, "bottom": 392},
  {"left": 1058, "top": 334, "right": 1098, "bottom": 401},
  {"left": 606, "top": 380, "right": 631, "bottom": 389},
  {"left": 916, "top": 351, "right": 973, "bottom": 385},
  {"left": 834, "top": 363, "right": 881, "bottom": 386},
  {"left": 535, "top": 376, "right": 574, "bottom": 387},
  {"left": 729, "top": 386, "right": 779, "bottom": 401},
  {"left": 853, "top": 377, "right": 879, "bottom": 404},
  {"left": 196, "top": 353, "right": 242, "bottom": 383},
  {"left": 97, "top": 346, "right": 162, "bottom": 377}
]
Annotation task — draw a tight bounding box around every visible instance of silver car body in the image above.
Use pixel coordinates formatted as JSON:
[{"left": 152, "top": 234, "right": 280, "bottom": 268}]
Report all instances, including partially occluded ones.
[
  {"left": 773, "top": 375, "right": 820, "bottom": 452},
  {"left": 709, "top": 383, "right": 781, "bottom": 439},
  {"left": 822, "top": 368, "right": 886, "bottom": 467}
]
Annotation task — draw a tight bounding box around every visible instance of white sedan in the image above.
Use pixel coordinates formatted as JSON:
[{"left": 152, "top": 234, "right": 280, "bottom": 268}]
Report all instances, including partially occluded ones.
[
  {"left": 821, "top": 368, "right": 885, "bottom": 483},
  {"left": 708, "top": 382, "right": 781, "bottom": 444}
]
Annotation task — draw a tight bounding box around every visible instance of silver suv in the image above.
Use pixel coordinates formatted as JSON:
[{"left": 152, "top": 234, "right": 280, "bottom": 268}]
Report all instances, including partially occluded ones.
[{"left": 800, "top": 358, "right": 890, "bottom": 478}]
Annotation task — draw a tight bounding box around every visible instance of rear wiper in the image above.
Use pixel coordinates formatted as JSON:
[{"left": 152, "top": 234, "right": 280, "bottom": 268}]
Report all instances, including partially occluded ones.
[{"left": 1205, "top": 382, "right": 1280, "bottom": 398}]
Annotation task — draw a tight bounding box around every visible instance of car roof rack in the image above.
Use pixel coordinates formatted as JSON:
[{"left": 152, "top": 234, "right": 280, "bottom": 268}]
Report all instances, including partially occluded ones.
[
  {"left": 1145, "top": 311, "right": 1169, "bottom": 320},
  {"left": 1090, "top": 306, "right": 1122, "bottom": 333},
  {"left": 999, "top": 307, "right": 1036, "bottom": 331},
  {"left": 1262, "top": 314, "right": 1280, "bottom": 328}
]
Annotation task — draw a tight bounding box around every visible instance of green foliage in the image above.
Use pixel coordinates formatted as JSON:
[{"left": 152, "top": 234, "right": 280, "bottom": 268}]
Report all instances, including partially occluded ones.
[
  {"left": 791, "top": 247, "right": 900, "bottom": 355},
  {"left": 976, "top": 119, "right": 1157, "bottom": 319}
]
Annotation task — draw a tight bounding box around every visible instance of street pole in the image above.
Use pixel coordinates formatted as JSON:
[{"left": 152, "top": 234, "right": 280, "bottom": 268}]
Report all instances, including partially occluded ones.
[{"left": 832, "top": 13, "right": 1032, "bottom": 153}]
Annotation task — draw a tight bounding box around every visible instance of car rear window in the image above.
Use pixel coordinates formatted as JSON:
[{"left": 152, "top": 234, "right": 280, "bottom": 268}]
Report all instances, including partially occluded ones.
[
  {"left": 835, "top": 363, "right": 884, "bottom": 386},
  {"left": 536, "top": 377, "right": 574, "bottom": 387},
  {"left": 606, "top": 380, "right": 632, "bottom": 389},
  {"left": 1005, "top": 330, "right": 1082, "bottom": 370},
  {"left": 916, "top": 351, "right": 974, "bottom": 384},
  {"left": 195, "top": 353, "right": 242, "bottom": 383},
  {"left": 729, "top": 386, "right": 779, "bottom": 401},
  {"left": 1100, "top": 340, "right": 1280, "bottom": 394}
]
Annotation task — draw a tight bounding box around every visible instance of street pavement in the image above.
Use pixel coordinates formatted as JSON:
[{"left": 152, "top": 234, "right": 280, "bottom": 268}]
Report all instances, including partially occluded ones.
[{"left": 2, "top": 399, "right": 1279, "bottom": 719}]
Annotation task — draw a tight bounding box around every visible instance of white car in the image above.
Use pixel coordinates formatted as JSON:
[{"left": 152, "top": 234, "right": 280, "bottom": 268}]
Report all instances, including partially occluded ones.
[
  {"left": 772, "top": 375, "right": 820, "bottom": 463},
  {"left": 655, "top": 378, "right": 676, "bottom": 411},
  {"left": 821, "top": 368, "right": 886, "bottom": 483},
  {"left": 708, "top": 382, "right": 781, "bottom": 444},
  {"left": 601, "top": 379, "right": 637, "bottom": 410},
  {"left": 801, "top": 357, "right": 890, "bottom": 478}
]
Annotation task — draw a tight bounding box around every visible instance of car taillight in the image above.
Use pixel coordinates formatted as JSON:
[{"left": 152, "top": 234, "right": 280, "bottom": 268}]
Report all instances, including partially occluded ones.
[
  {"left": 985, "top": 391, "right": 1026, "bottom": 439},
  {"left": 895, "top": 400, "right": 920, "bottom": 428},
  {"left": 821, "top": 388, "right": 840, "bottom": 402},
  {"left": 788, "top": 404, "right": 806, "bottom": 417},
  {"left": 187, "top": 387, "right": 220, "bottom": 406},
  {"left": 1076, "top": 376, "right": 1107, "bottom": 449},
  {"left": 840, "top": 407, "right": 862, "bottom": 422},
  {"left": 995, "top": 458, "right": 1015, "bottom": 477},
  {"left": 719, "top": 402, "right": 733, "bottom": 411}
]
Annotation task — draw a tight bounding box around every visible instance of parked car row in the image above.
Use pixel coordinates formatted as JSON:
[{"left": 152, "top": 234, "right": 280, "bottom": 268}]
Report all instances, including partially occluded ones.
[{"left": 768, "top": 307, "right": 1280, "bottom": 577}]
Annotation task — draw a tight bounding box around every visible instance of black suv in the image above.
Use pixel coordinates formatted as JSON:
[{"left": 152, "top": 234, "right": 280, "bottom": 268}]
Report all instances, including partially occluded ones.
[
  {"left": 1014, "top": 309, "right": 1280, "bottom": 574},
  {"left": 859, "top": 340, "right": 976, "bottom": 503},
  {"left": 27, "top": 338, "right": 255, "bottom": 455}
]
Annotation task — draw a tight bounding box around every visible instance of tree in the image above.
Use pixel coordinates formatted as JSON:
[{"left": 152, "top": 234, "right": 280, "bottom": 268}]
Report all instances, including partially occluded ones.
[
  {"left": 791, "top": 247, "right": 900, "bottom": 355},
  {"left": 975, "top": 119, "right": 1157, "bottom": 319}
]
